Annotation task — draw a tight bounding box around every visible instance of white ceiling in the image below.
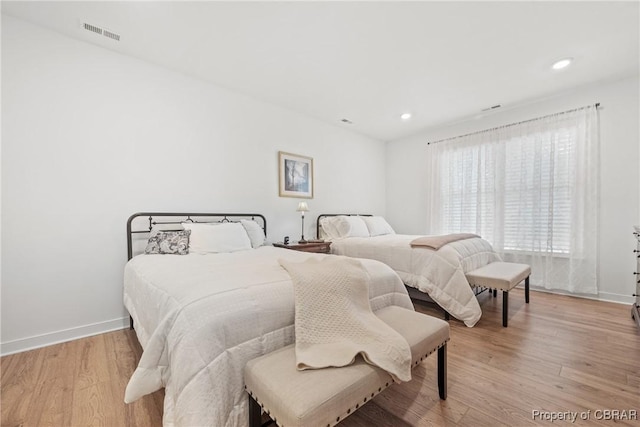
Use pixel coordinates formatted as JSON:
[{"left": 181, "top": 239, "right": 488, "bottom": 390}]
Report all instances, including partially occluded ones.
[{"left": 3, "top": 1, "right": 639, "bottom": 141}]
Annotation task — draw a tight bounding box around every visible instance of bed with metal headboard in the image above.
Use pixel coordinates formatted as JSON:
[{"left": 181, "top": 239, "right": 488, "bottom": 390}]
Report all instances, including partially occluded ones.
[
  {"left": 127, "top": 212, "right": 267, "bottom": 260},
  {"left": 122, "top": 211, "right": 412, "bottom": 427},
  {"left": 316, "top": 213, "right": 442, "bottom": 310},
  {"left": 316, "top": 213, "right": 502, "bottom": 327}
]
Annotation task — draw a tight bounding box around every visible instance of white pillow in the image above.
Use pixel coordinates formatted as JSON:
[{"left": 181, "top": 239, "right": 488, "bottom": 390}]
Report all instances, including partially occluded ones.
[
  {"left": 241, "top": 220, "right": 266, "bottom": 248},
  {"left": 363, "top": 216, "right": 396, "bottom": 237},
  {"left": 319, "top": 217, "right": 341, "bottom": 240},
  {"left": 182, "top": 222, "right": 252, "bottom": 253},
  {"left": 333, "top": 216, "right": 370, "bottom": 238}
]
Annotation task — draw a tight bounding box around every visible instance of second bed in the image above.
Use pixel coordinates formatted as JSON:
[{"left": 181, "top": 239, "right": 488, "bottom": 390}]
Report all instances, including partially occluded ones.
[{"left": 317, "top": 214, "right": 502, "bottom": 327}]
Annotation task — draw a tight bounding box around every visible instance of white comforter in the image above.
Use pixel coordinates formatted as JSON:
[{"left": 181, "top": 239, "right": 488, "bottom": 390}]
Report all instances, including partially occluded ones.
[
  {"left": 123, "top": 246, "right": 413, "bottom": 427},
  {"left": 330, "top": 235, "right": 502, "bottom": 327}
]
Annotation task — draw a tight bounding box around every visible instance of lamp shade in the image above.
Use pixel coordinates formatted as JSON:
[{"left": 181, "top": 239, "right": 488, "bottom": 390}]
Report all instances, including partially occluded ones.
[{"left": 296, "top": 202, "right": 309, "bottom": 212}]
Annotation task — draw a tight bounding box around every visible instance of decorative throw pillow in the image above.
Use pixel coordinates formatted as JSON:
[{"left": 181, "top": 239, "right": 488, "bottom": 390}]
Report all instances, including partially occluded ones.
[
  {"left": 363, "top": 216, "right": 396, "bottom": 237},
  {"left": 333, "top": 215, "right": 370, "bottom": 238},
  {"left": 319, "top": 217, "right": 341, "bottom": 240},
  {"left": 144, "top": 230, "right": 191, "bottom": 255},
  {"left": 241, "top": 220, "right": 266, "bottom": 248},
  {"left": 182, "top": 222, "right": 252, "bottom": 253}
]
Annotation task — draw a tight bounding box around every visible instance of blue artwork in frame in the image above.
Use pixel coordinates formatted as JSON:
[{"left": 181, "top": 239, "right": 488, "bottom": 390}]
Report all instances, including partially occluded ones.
[{"left": 278, "top": 151, "right": 313, "bottom": 198}]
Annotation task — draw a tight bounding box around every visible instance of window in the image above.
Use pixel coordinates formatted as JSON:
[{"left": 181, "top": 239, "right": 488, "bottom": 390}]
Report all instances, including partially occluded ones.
[
  {"left": 437, "top": 126, "right": 578, "bottom": 255},
  {"left": 427, "top": 106, "right": 599, "bottom": 293}
]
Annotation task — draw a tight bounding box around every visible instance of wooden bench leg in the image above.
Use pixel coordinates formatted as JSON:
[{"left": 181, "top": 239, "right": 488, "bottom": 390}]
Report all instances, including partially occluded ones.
[
  {"left": 248, "top": 394, "right": 262, "bottom": 427},
  {"left": 525, "top": 276, "right": 530, "bottom": 304},
  {"left": 493, "top": 289, "right": 497, "bottom": 298},
  {"left": 502, "top": 290, "right": 509, "bottom": 327},
  {"left": 438, "top": 343, "right": 447, "bottom": 400}
]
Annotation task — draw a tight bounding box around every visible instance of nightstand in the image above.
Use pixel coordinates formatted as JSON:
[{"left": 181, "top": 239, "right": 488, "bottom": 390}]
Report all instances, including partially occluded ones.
[{"left": 273, "top": 241, "right": 332, "bottom": 254}]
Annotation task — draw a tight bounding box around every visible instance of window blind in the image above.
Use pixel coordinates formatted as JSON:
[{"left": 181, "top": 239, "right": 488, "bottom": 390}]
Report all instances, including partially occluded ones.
[{"left": 427, "top": 105, "right": 599, "bottom": 294}]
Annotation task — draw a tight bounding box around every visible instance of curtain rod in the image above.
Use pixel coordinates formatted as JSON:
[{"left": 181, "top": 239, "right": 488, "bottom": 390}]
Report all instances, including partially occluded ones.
[{"left": 427, "top": 102, "right": 600, "bottom": 145}]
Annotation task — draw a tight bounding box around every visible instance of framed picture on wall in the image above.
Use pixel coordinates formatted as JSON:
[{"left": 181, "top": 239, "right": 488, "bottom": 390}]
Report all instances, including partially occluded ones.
[{"left": 278, "top": 151, "right": 313, "bottom": 198}]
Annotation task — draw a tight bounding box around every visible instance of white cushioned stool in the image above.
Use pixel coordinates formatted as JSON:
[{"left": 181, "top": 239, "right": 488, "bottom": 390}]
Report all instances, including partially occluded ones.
[
  {"left": 244, "top": 306, "right": 449, "bottom": 427},
  {"left": 465, "top": 262, "right": 531, "bottom": 327}
]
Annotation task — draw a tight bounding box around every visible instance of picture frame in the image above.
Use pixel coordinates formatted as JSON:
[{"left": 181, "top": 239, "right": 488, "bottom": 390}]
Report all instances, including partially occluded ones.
[{"left": 278, "top": 151, "right": 313, "bottom": 198}]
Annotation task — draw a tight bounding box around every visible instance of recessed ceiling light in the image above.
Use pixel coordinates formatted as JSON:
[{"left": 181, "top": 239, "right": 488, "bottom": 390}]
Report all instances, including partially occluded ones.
[
  {"left": 552, "top": 58, "right": 573, "bottom": 70},
  {"left": 400, "top": 113, "right": 412, "bottom": 121}
]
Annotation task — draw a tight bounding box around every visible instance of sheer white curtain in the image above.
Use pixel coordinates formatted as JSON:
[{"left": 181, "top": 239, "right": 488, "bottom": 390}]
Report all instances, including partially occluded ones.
[{"left": 427, "top": 106, "right": 599, "bottom": 294}]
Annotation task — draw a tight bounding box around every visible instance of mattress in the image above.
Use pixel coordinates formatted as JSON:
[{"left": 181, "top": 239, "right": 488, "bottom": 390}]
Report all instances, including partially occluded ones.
[
  {"left": 123, "top": 246, "right": 413, "bottom": 427},
  {"left": 329, "top": 235, "right": 502, "bottom": 326}
]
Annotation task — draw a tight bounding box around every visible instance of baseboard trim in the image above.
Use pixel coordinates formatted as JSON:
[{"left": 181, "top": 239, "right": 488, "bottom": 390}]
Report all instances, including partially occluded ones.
[
  {"left": 524, "top": 286, "right": 635, "bottom": 305},
  {"left": 1, "top": 317, "right": 129, "bottom": 356},
  {"left": 595, "top": 291, "right": 636, "bottom": 305}
]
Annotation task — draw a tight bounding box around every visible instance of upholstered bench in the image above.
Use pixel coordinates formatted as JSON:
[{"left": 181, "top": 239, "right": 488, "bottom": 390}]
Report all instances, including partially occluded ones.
[
  {"left": 465, "top": 261, "right": 531, "bottom": 327},
  {"left": 244, "top": 306, "right": 450, "bottom": 427}
]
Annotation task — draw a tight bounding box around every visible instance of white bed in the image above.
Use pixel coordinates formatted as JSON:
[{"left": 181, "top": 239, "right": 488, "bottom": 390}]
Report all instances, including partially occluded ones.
[
  {"left": 317, "top": 215, "right": 502, "bottom": 327},
  {"left": 123, "top": 213, "right": 413, "bottom": 427}
]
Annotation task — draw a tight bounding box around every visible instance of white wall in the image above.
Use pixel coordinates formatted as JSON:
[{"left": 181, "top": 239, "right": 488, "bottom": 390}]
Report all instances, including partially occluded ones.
[
  {"left": 387, "top": 75, "right": 640, "bottom": 304},
  {"left": 1, "top": 15, "right": 387, "bottom": 354}
]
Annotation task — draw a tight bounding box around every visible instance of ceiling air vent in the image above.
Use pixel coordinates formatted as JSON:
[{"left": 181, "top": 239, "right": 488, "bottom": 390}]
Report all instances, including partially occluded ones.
[
  {"left": 481, "top": 104, "right": 502, "bottom": 112},
  {"left": 83, "top": 23, "right": 102, "bottom": 35},
  {"left": 82, "top": 22, "right": 121, "bottom": 42},
  {"left": 103, "top": 30, "right": 120, "bottom": 41}
]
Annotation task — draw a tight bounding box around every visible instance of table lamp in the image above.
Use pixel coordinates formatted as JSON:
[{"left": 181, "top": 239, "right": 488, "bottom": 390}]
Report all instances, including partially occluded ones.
[{"left": 296, "top": 202, "right": 309, "bottom": 243}]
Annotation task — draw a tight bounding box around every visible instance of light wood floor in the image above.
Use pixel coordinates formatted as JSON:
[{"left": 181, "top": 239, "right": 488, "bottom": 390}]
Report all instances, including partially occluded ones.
[{"left": 2, "top": 289, "right": 639, "bottom": 426}]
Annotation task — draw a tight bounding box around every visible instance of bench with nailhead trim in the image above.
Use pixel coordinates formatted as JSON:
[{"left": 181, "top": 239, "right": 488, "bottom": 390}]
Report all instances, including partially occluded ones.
[
  {"left": 243, "top": 306, "right": 450, "bottom": 427},
  {"left": 465, "top": 261, "right": 531, "bottom": 327}
]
